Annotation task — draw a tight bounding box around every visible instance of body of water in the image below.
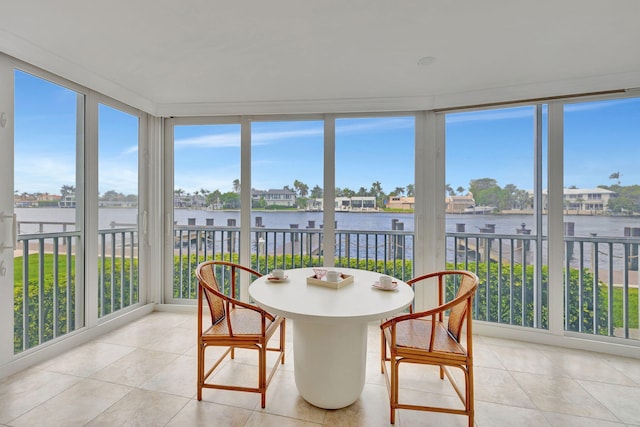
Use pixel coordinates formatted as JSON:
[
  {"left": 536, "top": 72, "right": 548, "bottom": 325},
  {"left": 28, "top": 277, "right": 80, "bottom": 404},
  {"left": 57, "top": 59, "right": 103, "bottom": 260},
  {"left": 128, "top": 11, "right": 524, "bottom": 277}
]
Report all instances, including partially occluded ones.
[{"left": 14, "top": 207, "right": 640, "bottom": 238}]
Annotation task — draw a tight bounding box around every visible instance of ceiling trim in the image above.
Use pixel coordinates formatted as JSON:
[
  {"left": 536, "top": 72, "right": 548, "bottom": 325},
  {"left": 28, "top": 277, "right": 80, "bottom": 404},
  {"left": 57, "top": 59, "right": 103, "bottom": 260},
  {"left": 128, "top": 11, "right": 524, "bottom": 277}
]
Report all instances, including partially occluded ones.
[{"left": 157, "top": 71, "right": 640, "bottom": 117}]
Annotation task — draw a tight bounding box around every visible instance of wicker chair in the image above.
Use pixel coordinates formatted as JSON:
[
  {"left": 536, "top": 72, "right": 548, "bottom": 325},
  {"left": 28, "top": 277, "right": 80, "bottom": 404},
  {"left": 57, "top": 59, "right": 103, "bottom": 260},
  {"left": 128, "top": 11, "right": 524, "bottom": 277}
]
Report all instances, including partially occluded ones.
[
  {"left": 195, "top": 260, "right": 286, "bottom": 408},
  {"left": 380, "top": 270, "right": 479, "bottom": 426}
]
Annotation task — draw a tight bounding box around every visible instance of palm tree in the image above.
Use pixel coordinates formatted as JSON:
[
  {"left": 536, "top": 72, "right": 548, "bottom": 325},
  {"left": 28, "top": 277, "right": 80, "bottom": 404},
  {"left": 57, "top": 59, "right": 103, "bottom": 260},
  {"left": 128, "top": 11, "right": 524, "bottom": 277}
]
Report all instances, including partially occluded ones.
[
  {"left": 406, "top": 184, "right": 414, "bottom": 197},
  {"left": 609, "top": 171, "right": 621, "bottom": 185},
  {"left": 293, "top": 180, "right": 309, "bottom": 197},
  {"left": 60, "top": 184, "right": 75, "bottom": 197},
  {"left": 445, "top": 184, "right": 455, "bottom": 196},
  {"left": 370, "top": 181, "right": 382, "bottom": 198},
  {"left": 233, "top": 179, "right": 240, "bottom": 193}
]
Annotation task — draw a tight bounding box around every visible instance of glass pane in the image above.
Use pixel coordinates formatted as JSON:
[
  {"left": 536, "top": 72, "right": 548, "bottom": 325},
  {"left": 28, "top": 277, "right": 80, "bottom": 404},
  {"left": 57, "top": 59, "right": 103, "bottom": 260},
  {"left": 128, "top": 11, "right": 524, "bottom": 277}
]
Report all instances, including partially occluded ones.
[
  {"left": 13, "top": 70, "right": 84, "bottom": 353},
  {"left": 335, "top": 116, "right": 415, "bottom": 278},
  {"left": 173, "top": 124, "right": 241, "bottom": 299},
  {"left": 446, "top": 106, "right": 548, "bottom": 329},
  {"left": 98, "top": 103, "right": 139, "bottom": 317},
  {"left": 564, "top": 97, "right": 640, "bottom": 340},
  {"left": 251, "top": 120, "right": 324, "bottom": 272}
]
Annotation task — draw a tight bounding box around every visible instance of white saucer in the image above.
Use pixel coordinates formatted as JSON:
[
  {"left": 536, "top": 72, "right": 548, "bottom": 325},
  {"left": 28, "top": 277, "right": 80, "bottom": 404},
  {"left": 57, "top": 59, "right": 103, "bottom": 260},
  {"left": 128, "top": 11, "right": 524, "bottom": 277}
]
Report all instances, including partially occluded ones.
[
  {"left": 267, "top": 275, "right": 288, "bottom": 282},
  {"left": 371, "top": 282, "right": 398, "bottom": 291}
]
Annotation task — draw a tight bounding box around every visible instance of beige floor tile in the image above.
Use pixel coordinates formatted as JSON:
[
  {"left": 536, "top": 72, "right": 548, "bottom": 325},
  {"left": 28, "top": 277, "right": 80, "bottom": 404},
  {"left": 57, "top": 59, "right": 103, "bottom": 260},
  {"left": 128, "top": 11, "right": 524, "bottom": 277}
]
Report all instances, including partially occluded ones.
[
  {"left": 473, "top": 344, "right": 507, "bottom": 369},
  {"left": 260, "top": 369, "right": 326, "bottom": 424},
  {"left": 543, "top": 411, "right": 626, "bottom": 427},
  {"left": 511, "top": 371, "right": 619, "bottom": 421},
  {"left": 475, "top": 401, "right": 551, "bottom": 427},
  {"left": 86, "top": 388, "right": 188, "bottom": 426},
  {"left": 2, "top": 311, "right": 639, "bottom": 427},
  {"left": 95, "top": 321, "right": 168, "bottom": 348},
  {"left": 10, "top": 378, "right": 131, "bottom": 427},
  {"left": 539, "top": 348, "right": 637, "bottom": 386},
  {"left": 139, "top": 354, "right": 198, "bottom": 398},
  {"left": 490, "top": 345, "right": 563, "bottom": 377},
  {"left": 322, "top": 382, "right": 392, "bottom": 427},
  {"left": 198, "top": 362, "right": 263, "bottom": 410},
  {"left": 365, "top": 350, "right": 386, "bottom": 386},
  {"left": 40, "top": 341, "right": 136, "bottom": 377},
  {"left": 385, "top": 360, "right": 458, "bottom": 397},
  {"left": 166, "top": 400, "right": 253, "bottom": 427},
  {"left": 142, "top": 326, "right": 196, "bottom": 354},
  {"left": 578, "top": 380, "right": 640, "bottom": 425},
  {"left": 474, "top": 365, "right": 536, "bottom": 408},
  {"left": 604, "top": 354, "right": 640, "bottom": 386},
  {"left": 244, "top": 410, "right": 322, "bottom": 427},
  {"left": 0, "top": 369, "right": 81, "bottom": 424},
  {"left": 90, "top": 348, "right": 179, "bottom": 387},
  {"left": 394, "top": 391, "right": 469, "bottom": 427}
]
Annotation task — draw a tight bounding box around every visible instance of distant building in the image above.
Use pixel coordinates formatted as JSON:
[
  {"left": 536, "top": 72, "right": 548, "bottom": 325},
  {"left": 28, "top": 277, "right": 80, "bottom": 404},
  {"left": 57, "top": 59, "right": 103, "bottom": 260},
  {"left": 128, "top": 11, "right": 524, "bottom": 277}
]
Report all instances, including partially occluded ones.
[
  {"left": 308, "top": 196, "right": 377, "bottom": 211},
  {"left": 59, "top": 193, "right": 76, "bottom": 208},
  {"left": 252, "top": 188, "right": 297, "bottom": 207},
  {"left": 534, "top": 188, "right": 617, "bottom": 212},
  {"left": 446, "top": 194, "right": 476, "bottom": 214},
  {"left": 387, "top": 196, "right": 414, "bottom": 210}
]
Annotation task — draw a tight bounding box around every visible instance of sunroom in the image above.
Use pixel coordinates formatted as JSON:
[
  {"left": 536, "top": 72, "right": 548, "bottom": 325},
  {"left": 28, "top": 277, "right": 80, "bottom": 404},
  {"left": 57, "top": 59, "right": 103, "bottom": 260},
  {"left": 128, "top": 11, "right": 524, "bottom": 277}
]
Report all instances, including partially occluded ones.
[{"left": 1, "top": 1, "right": 640, "bottom": 425}]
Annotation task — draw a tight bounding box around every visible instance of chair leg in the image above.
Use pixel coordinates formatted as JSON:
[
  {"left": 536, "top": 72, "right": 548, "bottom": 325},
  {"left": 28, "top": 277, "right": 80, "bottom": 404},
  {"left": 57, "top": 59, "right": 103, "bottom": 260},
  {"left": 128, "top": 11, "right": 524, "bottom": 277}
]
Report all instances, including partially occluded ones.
[
  {"left": 259, "top": 345, "right": 267, "bottom": 408},
  {"left": 280, "top": 321, "right": 286, "bottom": 364},
  {"left": 197, "top": 343, "right": 204, "bottom": 401},
  {"left": 380, "top": 330, "right": 386, "bottom": 373},
  {"left": 390, "top": 358, "right": 399, "bottom": 424},
  {"left": 467, "top": 364, "right": 474, "bottom": 427}
]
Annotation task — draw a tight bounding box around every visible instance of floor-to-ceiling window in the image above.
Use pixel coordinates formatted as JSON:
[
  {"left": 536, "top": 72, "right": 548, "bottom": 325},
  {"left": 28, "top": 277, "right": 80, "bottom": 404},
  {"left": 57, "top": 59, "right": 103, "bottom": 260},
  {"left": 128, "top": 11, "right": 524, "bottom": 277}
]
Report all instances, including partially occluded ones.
[
  {"left": 167, "top": 115, "right": 416, "bottom": 301},
  {"left": 97, "top": 102, "right": 140, "bottom": 318},
  {"left": 563, "top": 96, "right": 640, "bottom": 340},
  {"left": 445, "top": 105, "right": 549, "bottom": 329},
  {"left": 1, "top": 63, "right": 147, "bottom": 371},
  {"left": 12, "top": 69, "right": 85, "bottom": 354},
  {"left": 250, "top": 119, "right": 324, "bottom": 271},
  {"left": 170, "top": 122, "right": 241, "bottom": 301},
  {"left": 335, "top": 116, "right": 415, "bottom": 279}
]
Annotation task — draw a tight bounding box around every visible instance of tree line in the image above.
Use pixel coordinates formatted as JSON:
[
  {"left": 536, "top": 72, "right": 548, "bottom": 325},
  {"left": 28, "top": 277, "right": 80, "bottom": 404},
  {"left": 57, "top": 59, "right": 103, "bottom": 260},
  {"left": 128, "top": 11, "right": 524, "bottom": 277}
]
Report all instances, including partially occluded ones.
[
  {"left": 174, "top": 179, "right": 415, "bottom": 210},
  {"left": 49, "top": 171, "right": 636, "bottom": 213}
]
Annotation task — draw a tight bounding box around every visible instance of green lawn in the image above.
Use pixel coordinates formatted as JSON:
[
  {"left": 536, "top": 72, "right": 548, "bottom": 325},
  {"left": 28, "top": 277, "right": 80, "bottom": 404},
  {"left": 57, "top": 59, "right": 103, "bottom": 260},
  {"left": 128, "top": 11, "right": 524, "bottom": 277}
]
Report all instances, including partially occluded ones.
[{"left": 608, "top": 286, "right": 639, "bottom": 329}]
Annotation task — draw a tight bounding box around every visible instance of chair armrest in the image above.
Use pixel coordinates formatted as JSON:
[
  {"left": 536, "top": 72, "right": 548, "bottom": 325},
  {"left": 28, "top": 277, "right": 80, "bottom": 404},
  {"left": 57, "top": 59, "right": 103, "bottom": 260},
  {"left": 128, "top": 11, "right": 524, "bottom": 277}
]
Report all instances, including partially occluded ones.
[
  {"left": 226, "top": 296, "right": 276, "bottom": 322},
  {"left": 380, "top": 286, "right": 474, "bottom": 330}
]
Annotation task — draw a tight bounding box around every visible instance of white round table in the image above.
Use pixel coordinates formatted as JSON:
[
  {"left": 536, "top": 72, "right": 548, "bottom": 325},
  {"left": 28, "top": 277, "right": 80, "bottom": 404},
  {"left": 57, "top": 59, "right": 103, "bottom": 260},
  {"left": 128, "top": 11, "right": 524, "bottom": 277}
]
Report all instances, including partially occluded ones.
[{"left": 249, "top": 267, "right": 414, "bottom": 409}]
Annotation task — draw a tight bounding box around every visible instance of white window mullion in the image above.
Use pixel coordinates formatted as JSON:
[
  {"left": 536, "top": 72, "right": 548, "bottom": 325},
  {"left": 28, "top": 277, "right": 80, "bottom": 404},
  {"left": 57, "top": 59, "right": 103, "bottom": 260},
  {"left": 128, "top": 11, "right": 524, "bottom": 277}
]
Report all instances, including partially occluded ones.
[
  {"left": 547, "top": 101, "right": 565, "bottom": 335},
  {"left": 239, "top": 117, "right": 252, "bottom": 301},
  {"left": 162, "top": 118, "right": 175, "bottom": 303},
  {"left": 83, "top": 91, "right": 99, "bottom": 327},
  {"left": 414, "top": 110, "right": 442, "bottom": 311},
  {"left": 323, "top": 115, "right": 335, "bottom": 267}
]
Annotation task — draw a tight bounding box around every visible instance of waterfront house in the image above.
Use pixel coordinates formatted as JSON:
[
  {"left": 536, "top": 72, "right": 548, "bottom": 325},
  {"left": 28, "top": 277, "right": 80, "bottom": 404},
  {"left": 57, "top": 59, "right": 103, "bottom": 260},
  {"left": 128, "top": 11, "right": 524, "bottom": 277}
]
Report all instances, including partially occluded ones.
[
  {"left": 561, "top": 188, "right": 617, "bottom": 213},
  {"left": 58, "top": 193, "right": 76, "bottom": 208},
  {"left": 529, "top": 187, "right": 618, "bottom": 214},
  {"left": 387, "top": 196, "right": 415, "bottom": 210},
  {"left": 308, "top": 196, "right": 377, "bottom": 211},
  {"left": 388, "top": 195, "right": 485, "bottom": 214},
  {"left": 2, "top": 2, "right": 640, "bottom": 425},
  {"left": 252, "top": 188, "right": 297, "bottom": 207}
]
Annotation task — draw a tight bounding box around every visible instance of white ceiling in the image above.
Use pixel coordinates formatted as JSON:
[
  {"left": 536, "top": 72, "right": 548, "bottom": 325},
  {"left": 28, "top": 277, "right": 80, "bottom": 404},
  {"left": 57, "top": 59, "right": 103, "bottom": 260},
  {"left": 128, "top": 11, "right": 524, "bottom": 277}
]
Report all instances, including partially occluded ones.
[{"left": 1, "top": 0, "right": 639, "bottom": 116}]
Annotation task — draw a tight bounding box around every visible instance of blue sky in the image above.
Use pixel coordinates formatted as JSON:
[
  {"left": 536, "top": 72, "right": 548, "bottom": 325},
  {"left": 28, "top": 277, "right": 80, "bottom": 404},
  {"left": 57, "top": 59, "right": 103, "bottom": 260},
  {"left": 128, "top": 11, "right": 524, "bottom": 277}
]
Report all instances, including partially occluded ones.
[{"left": 13, "top": 70, "right": 640, "bottom": 196}]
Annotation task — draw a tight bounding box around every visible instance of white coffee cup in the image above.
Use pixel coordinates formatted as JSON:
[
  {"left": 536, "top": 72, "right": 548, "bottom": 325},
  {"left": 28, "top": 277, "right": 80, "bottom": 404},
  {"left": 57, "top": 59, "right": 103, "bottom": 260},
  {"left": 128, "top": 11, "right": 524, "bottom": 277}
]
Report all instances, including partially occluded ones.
[
  {"left": 271, "top": 269, "right": 285, "bottom": 279},
  {"left": 326, "top": 270, "right": 340, "bottom": 282},
  {"left": 379, "top": 275, "right": 393, "bottom": 289}
]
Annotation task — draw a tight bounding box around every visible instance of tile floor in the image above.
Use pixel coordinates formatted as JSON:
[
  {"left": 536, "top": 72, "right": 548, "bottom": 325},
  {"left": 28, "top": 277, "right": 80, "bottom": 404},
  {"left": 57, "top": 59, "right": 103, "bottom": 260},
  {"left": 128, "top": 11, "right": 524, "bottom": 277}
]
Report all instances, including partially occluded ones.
[{"left": 1, "top": 311, "right": 640, "bottom": 426}]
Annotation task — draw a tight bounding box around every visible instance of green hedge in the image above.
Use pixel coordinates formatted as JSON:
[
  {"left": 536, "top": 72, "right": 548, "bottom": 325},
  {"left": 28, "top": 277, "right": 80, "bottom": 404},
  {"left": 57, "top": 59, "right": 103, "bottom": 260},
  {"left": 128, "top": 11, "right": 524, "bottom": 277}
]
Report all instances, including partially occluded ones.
[
  {"left": 13, "top": 252, "right": 633, "bottom": 354},
  {"left": 13, "top": 254, "right": 138, "bottom": 354}
]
